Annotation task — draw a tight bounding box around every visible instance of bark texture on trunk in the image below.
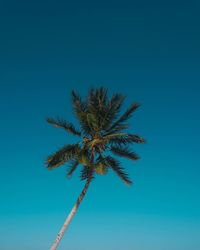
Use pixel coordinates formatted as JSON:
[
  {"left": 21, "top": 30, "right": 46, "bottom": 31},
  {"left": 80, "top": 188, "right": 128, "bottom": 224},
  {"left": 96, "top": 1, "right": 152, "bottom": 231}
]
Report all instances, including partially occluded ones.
[{"left": 50, "top": 177, "right": 92, "bottom": 250}]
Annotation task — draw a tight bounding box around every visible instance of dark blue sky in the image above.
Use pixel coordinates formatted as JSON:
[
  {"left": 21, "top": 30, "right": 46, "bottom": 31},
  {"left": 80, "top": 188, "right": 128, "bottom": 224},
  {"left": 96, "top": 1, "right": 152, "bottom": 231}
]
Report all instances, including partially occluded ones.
[{"left": 0, "top": 0, "right": 200, "bottom": 249}]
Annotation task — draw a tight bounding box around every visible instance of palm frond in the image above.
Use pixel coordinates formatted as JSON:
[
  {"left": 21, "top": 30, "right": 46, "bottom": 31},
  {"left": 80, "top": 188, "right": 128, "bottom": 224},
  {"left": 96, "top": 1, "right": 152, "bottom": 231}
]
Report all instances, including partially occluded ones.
[
  {"left": 108, "top": 93, "right": 125, "bottom": 117},
  {"left": 46, "top": 144, "right": 80, "bottom": 169},
  {"left": 88, "top": 87, "right": 108, "bottom": 108},
  {"left": 80, "top": 166, "right": 94, "bottom": 181},
  {"left": 111, "top": 146, "right": 140, "bottom": 160},
  {"left": 105, "top": 156, "right": 132, "bottom": 185},
  {"left": 104, "top": 124, "right": 129, "bottom": 135},
  {"left": 67, "top": 160, "right": 79, "bottom": 178},
  {"left": 88, "top": 88, "right": 126, "bottom": 133},
  {"left": 46, "top": 117, "right": 81, "bottom": 136},
  {"left": 106, "top": 133, "right": 146, "bottom": 146},
  {"left": 71, "top": 90, "right": 91, "bottom": 135},
  {"left": 115, "top": 102, "right": 140, "bottom": 124},
  {"left": 100, "top": 93, "right": 125, "bottom": 131},
  {"left": 71, "top": 90, "right": 87, "bottom": 113},
  {"left": 87, "top": 87, "right": 109, "bottom": 132},
  {"left": 106, "top": 103, "right": 140, "bottom": 135},
  {"left": 86, "top": 112, "right": 99, "bottom": 132}
]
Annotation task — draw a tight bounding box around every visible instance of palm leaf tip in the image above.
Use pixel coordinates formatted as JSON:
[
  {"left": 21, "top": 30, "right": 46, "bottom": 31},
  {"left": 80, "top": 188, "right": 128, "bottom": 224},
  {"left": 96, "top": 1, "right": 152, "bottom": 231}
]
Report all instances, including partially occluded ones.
[
  {"left": 71, "top": 90, "right": 93, "bottom": 135},
  {"left": 46, "top": 144, "right": 80, "bottom": 170},
  {"left": 45, "top": 157, "right": 63, "bottom": 170},
  {"left": 117, "top": 102, "right": 140, "bottom": 124},
  {"left": 105, "top": 102, "right": 140, "bottom": 135},
  {"left": 128, "top": 134, "right": 146, "bottom": 144},
  {"left": 111, "top": 146, "right": 140, "bottom": 160},
  {"left": 71, "top": 90, "right": 86, "bottom": 111},
  {"left": 105, "top": 156, "right": 132, "bottom": 185},
  {"left": 46, "top": 117, "right": 81, "bottom": 136},
  {"left": 107, "top": 133, "right": 146, "bottom": 146},
  {"left": 99, "top": 93, "right": 125, "bottom": 131},
  {"left": 67, "top": 160, "right": 79, "bottom": 178}
]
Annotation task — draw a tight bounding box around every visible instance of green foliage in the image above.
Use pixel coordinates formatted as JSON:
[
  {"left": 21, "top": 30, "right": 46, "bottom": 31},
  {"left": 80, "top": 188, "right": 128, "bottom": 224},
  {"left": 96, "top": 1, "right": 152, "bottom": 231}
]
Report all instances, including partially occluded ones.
[
  {"left": 67, "top": 160, "right": 79, "bottom": 178},
  {"left": 107, "top": 133, "right": 146, "bottom": 146},
  {"left": 71, "top": 90, "right": 94, "bottom": 136},
  {"left": 46, "top": 144, "right": 80, "bottom": 169},
  {"left": 104, "top": 156, "right": 132, "bottom": 185},
  {"left": 105, "top": 103, "right": 140, "bottom": 135},
  {"left": 111, "top": 145, "right": 140, "bottom": 160},
  {"left": 45, "top": 87, "right": 145, "bottom": 184},
  {"left": 80, "top": 166, "right": 93, "bottom": 181},
  {"left": 46, "top": 117, "right": 81, "bottom": 136}
]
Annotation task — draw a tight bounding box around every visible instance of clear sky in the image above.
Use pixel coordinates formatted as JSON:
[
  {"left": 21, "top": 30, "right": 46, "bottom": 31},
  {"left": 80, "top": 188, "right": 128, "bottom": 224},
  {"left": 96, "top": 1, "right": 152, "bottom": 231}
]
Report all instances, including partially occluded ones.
[{"left": 0, "top": 0, "right": 200, "bottom": 249}]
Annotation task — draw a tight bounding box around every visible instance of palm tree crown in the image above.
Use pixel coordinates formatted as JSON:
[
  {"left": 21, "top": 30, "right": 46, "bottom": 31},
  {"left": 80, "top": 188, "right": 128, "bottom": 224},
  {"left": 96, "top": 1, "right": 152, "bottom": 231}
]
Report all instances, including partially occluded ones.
[{"left": 46, "top": 87, "right": 145, "bottom": 185}]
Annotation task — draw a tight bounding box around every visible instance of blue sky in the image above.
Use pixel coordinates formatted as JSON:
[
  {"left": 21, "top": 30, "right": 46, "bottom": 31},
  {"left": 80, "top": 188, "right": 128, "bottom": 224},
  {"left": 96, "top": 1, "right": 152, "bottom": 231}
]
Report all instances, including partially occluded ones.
[{"left": 0, "top": 0, "right": 200, "bottom": 249}]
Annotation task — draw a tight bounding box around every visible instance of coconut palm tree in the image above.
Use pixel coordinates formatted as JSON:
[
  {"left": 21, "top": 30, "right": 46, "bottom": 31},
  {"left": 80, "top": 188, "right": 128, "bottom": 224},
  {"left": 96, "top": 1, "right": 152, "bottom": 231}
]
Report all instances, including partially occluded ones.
[{"left": 46, "top": 87, "right": 145, "bottom": 250}]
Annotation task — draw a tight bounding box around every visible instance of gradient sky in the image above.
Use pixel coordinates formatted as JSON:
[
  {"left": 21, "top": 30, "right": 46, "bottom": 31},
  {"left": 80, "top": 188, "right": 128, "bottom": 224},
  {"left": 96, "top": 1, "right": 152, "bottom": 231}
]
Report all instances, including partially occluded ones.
[{"left": 0, "top": 0, "right": 200, "bottom": 249}]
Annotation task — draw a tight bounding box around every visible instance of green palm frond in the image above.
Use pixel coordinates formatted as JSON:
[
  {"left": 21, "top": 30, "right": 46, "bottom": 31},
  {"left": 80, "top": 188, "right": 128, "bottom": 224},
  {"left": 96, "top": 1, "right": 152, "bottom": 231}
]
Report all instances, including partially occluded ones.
[
  {"left": 71, "top": 90, "right": 87, "bottom": 113},
  {"left": 106, "top": 103, "right": 140, "bottom": 135},
  {"left": 87, "top": 87, "right": 108, "bottom": 131},
  {"left": 106, "top": 133, "right": 146, "bottom": 146},
  {"left": 111, "top": 145, "right": 140, "bottom": 160},
  {"left": 105, "top": 156, "right": 132, "bottom": 185},
  {"left": 86, "top": 113, "right": 99, "bottom": 132},
  {"left": 84, "top": 133, "right": 145, "bottom": 152},
  {"left": 87, "top": 88, "right": 126, "bottom": 133},
  {"left": 80, "top": 166, "right": 94, "bottom": 181},
  {"left": 115, "top": 102, "right": 140, "bottom": 124},
  {"left": 46, "top": 144, "right": 80, "bottom": 169},
  {"left": 67, "top": 160, "right": 79, "bottom": 178},
  {"left": 88, "top": 87, "right": 108, "bottom": 110},
  {"left": 100, "top": 93, "right": 125, "bottom": 131},
  {"left": 107, "top": 93, "right": 125, "bottom": 119},
  {"left": 71, "top": 90, "right": 91, "bottom": 135},
  {"left": 46, "top": 117, "right": 81, "bottom": 136},
  {"left": 104, "top": 124, "right": 129, "bottom": 135}
]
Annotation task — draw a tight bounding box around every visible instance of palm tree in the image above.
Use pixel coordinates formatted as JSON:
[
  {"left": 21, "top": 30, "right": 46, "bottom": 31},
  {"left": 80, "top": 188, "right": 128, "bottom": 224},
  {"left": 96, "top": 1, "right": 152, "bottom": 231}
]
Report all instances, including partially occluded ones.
[{"left": 46, "top": 87, "right": 145, "bottom": 250}]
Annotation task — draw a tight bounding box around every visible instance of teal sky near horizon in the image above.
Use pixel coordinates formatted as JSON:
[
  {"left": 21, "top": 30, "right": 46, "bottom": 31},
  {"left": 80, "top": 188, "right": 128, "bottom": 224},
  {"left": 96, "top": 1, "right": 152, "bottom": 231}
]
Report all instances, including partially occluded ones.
[{"left": 0, "top": 0, "right": 200, "bottom": 249}]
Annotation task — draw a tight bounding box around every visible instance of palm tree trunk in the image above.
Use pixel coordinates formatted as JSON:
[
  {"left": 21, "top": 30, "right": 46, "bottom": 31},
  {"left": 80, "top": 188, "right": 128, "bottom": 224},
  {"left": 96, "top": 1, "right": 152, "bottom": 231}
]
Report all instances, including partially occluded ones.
[{"left": 50, "top": 177, "right": 92, "bottom": 250}]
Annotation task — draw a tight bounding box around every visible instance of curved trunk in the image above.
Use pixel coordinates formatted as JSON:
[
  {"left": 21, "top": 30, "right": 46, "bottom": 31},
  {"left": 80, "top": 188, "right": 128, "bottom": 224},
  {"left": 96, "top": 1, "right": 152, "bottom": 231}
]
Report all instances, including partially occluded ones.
[{"left": 50, "top": 177, "right": 92, "bottom": 250}]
